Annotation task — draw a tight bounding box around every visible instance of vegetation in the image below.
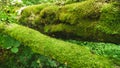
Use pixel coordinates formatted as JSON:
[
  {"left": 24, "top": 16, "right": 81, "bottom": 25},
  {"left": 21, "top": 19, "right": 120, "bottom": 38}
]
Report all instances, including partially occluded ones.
[
  {"left": 0, "top": 23, "right": 114, "bottom": 68},
  {"left": 0, "top": 0, "right": 120, "bottom": 68},
  {"left": 67, "top": 40, "right": 120, "bottom": 66},
  {"left": 19, "top": 0, "right": 120, "bottom": 44}
]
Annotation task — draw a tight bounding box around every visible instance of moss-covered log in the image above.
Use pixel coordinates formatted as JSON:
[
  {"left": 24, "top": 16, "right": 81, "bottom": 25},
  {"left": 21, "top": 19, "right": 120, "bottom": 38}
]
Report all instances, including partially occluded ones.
[
  {"left": 19, "top": 0, "right": 120, "bottom": 44},
  {"left": 0, "top": 23, "right": 114, "bottom": 68}
]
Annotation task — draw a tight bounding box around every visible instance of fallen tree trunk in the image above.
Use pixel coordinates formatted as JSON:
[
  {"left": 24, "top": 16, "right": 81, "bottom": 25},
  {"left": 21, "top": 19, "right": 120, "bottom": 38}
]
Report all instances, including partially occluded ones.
[
  {"left": 0, "top": 23, "right": 114, "bottom": 68},
  {"left": 19, "top": 0, "right": 120, "bottom": 44}
]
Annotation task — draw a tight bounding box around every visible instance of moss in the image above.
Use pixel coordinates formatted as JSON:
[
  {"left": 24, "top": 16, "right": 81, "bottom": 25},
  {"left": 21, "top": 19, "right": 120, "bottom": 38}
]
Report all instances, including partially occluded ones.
[
  {"left": 65, "top": 0, "right": 86, "bottom": 4},
  {"left": 59, "top": 0, "right": 102, "bottom": 24},
  {"left": 98, "top": 3, "right": 120, "bottom": 34},
  {"left": 0, "top": 23, "right": 114, "bottom": 68},
  {"left": 22, "top": 3, "right": 52, "bottom": 16},
  {"left": 19, "top": 3, "right": 53, "bottom": 26},
  {"left": 39, "top": 0, "right": 103, "bottom": 25},
  {"left": 19, "top": 0, "right": 103, "bottom": 25},
  {"left": 44, "top": 20, "right": 120, "bottom": 43},
  {"left": 67, "top": 40, "right": 120, "bottom": 66},
  {"left": 39, "top": 6, "right": 60, "bottom": 25},
  {"left": 44, "top": 24, "right": 74, "bottom": 33},
  {"left": 18, "top": 0, "right": 120, "bottom": 43},
  {"left": 18, "top": 0, "right": 103, "bottom": 33}
]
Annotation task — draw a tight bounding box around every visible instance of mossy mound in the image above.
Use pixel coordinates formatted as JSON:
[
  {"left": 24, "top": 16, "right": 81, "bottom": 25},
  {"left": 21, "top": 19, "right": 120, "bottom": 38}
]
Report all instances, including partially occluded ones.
[
  {"left": 0, "top": 23, "right": 114, "bottom": 68},
  {"left": 20, "top": 0, "right": 101, "bottom": 25},
  {"left": 19, "top": 0, "right": 120, "bottom": 44}
]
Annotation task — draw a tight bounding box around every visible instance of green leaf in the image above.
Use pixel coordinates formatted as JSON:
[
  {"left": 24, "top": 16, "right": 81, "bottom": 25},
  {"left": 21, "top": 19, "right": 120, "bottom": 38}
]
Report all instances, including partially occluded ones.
[
  {"left": 13, "top": 41, "right": 21, "bottom": 47},
  {"left": 11, "top": 47, "right": 19, "bottom": 53}
]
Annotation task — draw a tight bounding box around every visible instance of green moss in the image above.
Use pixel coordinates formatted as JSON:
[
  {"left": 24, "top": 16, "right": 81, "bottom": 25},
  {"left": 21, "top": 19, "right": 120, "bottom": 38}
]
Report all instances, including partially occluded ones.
[
  {"left": 19, "top": 3, "right": 53, "bottom": 26},
  {"left": 44, "top": 24, "right": 74, "bottom": 33},
  {"left": 0, "top": 23, "right": 114, "bottom": 68},
  {"left": 18, "top": 0, "right": 120, "bottom": 43},
  {"left": 67, "top": 40, "right": 120, "bottom": 66},
  {"left": 19, "top": 0, "right": 103, "bottom": 25},
  {"left": 59, "top": 0, "right": 102, "bottom": 24},
  {"left": 39, "top": 0, "right": 103, "bottom": 25},
  {"left": 65, "top": 0, "right": 86, "bottom": 4},
  {"left": 22, "top": 3, "right": 52, "bottom": 16},
  {"left": 19, "top": 0, "right": 103, "bottom": 33},
  {"left": 98, "top": 3, "right": 120, "bottom": 34},
  {"left": 44, "top": 20, "right": 97, "bottom": 38},
  {"left": 39, "top": 6, "right": 59, "bottom": 24}
]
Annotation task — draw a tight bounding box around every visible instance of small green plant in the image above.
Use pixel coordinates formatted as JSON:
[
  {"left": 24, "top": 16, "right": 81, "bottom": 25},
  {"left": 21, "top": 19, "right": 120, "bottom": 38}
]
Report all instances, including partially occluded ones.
[
  {"left": 0, "top": 0, "right": 18, "bottom": 24},
  {"left": 0, "top": 33, "right": 20, "bottom": 53},
  {"left": 0, "top": 45, "right": 69, "bottom": 68}
]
